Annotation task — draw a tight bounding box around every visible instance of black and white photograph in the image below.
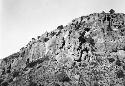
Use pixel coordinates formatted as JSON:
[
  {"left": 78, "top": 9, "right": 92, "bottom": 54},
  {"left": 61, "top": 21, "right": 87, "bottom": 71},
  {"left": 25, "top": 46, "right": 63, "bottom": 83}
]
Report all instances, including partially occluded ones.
[{"left": 0, "top": 0, "right": 125, "bottom": 86}]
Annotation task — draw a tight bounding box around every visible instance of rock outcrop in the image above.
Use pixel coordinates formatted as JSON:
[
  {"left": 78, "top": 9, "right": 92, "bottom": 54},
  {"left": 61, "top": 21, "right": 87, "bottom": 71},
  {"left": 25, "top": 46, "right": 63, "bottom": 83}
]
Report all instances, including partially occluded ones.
[{"left": 0, "top": 9, "right": 125, "bottom": 86}]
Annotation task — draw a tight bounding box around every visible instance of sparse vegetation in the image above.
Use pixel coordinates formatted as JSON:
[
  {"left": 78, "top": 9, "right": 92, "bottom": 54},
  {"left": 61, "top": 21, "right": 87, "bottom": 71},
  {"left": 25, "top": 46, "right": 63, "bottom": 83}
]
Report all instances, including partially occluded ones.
[{"left": 0, "top": 10, "right": 125, "bottom": 86}]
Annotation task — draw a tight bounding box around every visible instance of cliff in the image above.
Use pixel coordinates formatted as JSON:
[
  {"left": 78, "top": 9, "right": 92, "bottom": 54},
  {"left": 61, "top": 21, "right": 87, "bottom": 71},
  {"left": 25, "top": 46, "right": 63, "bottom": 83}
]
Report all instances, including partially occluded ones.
[{"left": 0, "top": 9, "right": 125, "bottom": 86}]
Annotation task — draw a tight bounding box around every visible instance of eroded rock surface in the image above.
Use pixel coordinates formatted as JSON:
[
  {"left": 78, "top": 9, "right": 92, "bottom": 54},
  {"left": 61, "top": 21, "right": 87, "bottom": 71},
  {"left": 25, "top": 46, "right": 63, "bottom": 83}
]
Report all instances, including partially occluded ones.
[{"left": 1, "top": 9, "right": 125, "bottom": 86}]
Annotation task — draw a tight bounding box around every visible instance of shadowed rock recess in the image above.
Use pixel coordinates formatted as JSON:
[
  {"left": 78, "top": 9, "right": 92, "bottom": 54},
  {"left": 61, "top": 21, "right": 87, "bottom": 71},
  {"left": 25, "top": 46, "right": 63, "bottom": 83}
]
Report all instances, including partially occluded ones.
[{"left": 1, "top": 9, "right": 125, "bottom": 86}]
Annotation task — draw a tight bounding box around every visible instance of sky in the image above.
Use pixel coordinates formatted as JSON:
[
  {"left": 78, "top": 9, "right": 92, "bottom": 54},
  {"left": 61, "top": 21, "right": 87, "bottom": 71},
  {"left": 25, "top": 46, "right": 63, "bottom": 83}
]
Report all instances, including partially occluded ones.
[{"left": 1, "top": 0, "right": 125, "bottom": 59}]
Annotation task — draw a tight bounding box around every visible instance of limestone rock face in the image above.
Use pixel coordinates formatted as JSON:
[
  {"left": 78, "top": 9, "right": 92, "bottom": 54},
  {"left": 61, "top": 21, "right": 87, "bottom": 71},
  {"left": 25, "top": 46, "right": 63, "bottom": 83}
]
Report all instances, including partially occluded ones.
[{"left": 1, "top": 10, "right": 125, "bottom": 86}]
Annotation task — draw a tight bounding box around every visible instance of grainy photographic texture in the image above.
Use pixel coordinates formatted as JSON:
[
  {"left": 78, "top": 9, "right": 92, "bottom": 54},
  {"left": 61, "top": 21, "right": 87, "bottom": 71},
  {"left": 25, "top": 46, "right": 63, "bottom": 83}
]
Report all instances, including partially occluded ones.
[{"left": 0, "top": 9, "right": 125, "bottom": 86}]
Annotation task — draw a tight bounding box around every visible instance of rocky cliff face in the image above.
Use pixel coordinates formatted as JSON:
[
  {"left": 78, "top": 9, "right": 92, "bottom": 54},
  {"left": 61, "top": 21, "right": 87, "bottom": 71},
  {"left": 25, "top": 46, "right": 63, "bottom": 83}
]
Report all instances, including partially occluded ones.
[{"left": 0, "top": 9, "right": 125, "bottom": 86}]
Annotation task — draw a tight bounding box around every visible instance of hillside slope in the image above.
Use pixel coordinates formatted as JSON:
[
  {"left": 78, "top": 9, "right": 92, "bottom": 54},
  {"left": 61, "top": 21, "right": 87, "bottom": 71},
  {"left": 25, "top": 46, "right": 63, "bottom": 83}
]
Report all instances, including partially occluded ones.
[{"left": 0, "top": 9, "right": 125, "bottom": 86}]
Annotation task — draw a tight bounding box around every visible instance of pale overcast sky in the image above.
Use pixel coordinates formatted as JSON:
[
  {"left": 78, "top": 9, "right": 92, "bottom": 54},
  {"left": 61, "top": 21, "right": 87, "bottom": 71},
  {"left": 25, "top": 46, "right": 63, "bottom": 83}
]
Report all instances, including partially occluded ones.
[{"left": 1, "top": 0, "right": 125, "bottom": 59}]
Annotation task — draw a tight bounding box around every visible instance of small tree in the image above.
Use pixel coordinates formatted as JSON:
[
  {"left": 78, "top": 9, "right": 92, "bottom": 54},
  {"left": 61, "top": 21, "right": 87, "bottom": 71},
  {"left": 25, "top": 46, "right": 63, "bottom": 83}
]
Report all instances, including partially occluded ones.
[{"left": 109, "top": 9, "right": 115, "bottom": 14}]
